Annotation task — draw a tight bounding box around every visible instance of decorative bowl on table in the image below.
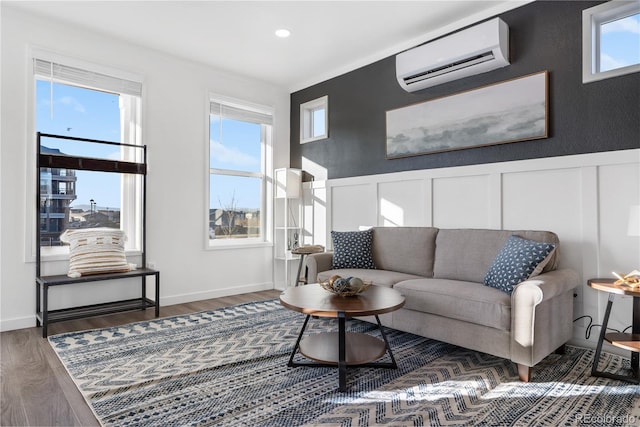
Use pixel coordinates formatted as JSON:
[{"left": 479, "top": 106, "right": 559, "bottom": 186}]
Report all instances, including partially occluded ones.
[{"left": 319, "top": 275, "right": 372, "bottom": 297}]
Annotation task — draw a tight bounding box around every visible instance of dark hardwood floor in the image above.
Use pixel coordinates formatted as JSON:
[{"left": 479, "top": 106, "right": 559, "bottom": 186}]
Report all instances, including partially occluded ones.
[{"left": 0, "top": 290, "right": 281, "bottom": 427}]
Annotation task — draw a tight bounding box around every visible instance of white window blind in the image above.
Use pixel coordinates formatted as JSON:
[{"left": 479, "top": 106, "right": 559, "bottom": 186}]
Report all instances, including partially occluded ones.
[
  {"left": 210, "top": 101, "right": 273, "bottom": 125},
  {"left": 33, "top": 58, "right": 142, "bottom": 97}
]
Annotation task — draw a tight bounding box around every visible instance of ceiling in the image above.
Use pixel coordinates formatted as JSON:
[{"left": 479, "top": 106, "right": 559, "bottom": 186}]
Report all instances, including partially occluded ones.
[{"left": 6, "top": 1, "right": 523, "bottom": 92}]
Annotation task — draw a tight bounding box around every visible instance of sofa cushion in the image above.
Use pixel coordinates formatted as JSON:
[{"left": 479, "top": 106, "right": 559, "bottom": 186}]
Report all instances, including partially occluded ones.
[
  {"left": 372, "top": 227, "right": 438, "bottom": 277},
  {"left": 394, "top": 278, "right": 512, "bottom": 331},
  {"left": 484, "top": 236, "right": 556, "bottom": 294},
  {"left": 331, "top": 229, "right": 376, "bottom": 269},
  {"left": 433, "top": 229, "right": 560, "bottom": 283},
  {"left": 317, "top": 269, "right": 423, "bottom": 288}
]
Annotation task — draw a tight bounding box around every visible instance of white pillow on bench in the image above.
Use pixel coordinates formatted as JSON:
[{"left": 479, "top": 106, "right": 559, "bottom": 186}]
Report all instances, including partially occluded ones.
[{"left": 60, "top": 228, "right": 134, "bottom": 278}]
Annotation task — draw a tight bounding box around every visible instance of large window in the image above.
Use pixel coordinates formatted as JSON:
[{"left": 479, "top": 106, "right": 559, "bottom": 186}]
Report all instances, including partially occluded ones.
[
  {"left": 583, "top": 1, "right": 640, "bottom": 83},
  {"left": 209, "top": 97, "right": 272, "bottom": 245},
  {"left": 34, "top": 55, "right": 142, "bottom": 255}
]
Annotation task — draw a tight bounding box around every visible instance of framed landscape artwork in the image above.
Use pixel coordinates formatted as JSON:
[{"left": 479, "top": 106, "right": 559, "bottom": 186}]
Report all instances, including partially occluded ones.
[{"left": 386, "top": 71, "right": 549, "bottom": 159}]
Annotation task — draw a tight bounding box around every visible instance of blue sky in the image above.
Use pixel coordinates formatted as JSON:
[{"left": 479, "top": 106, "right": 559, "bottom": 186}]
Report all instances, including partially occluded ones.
[
  {"left": 37, "top": 81, "right": 264, "bottom": 211},
  {"left": 209, "top": 117, "right": 262, "bottom": 211},
  {"left": 600, "top": 12, "right": 640, "bottom": 71},
  {"left": 37, "top": 80, "right": 122, "bottom": 209}
]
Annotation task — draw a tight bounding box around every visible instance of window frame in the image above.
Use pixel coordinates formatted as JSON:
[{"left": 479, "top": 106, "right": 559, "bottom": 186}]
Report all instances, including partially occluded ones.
[
  {"left": 206, "top": 94, "right": 273, "bottom": 249},
  {"left": 29, "top": 49, "right": 144, "bottom": 261},
  {"left": 582, "top": 1, "right": 640, "bottom": 83},
  {"left": 300, "top": 95, "right": 328, "bottom": 144}
]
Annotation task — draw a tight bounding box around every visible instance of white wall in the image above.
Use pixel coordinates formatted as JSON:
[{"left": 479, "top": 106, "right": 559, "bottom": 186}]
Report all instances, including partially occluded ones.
[
  {"left": 302, "top": 149, "right": 640, "bottom": 350},
  {"left": 0, "top": 6, "right": 290, "bottom": 331}
]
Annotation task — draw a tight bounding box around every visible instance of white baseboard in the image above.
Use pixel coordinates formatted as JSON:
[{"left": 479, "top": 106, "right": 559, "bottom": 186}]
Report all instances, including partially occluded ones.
[
  {"left": 0, "top": 315, "right": 37, "bottom": 332},
  {"left": 160, "top": 282, "right": 275, "bottom": 306},
  {"left": 0, "top": 282, "right": 275, "bottom": 333}
]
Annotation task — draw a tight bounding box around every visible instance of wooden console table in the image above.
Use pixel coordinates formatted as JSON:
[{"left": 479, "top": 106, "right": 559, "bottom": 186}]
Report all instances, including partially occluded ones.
[{"left": 588, "top": 278, "right": 639, "bottom": 383}]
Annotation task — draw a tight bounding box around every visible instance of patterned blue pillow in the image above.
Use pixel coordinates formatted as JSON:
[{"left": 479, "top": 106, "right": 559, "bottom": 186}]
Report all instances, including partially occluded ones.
[
  {"left": 331, "top": 229, "right": 376, "bottom": 270},
  {"left": 483, "top": 235, "right": 556, "bottom": 294}
]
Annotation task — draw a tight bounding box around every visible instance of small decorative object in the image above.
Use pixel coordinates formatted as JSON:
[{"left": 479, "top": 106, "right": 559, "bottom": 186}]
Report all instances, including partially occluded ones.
[
  {"left": 612, "top": 270, "right": 640, "bottom": 288},
  {"left": 320, "top": 275, "right": 372, "bottom": 296}
]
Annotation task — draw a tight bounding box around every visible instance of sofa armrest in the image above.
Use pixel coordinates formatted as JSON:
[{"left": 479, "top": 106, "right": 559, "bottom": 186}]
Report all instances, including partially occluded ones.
[
  {"left": 511, "top": 268, "right": 580, "bottom": 348},
  {"left": 305, "top": 252, "right": 334, "bottom": 284}
]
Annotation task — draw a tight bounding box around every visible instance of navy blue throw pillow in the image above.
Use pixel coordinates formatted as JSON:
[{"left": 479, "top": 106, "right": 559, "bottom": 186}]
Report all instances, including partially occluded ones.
[
  {"left": 331, "top": 229, "right": 376, "bottom": 270},
  {"left": 483, "top": 235, "right": 556, "bottom": 294}
]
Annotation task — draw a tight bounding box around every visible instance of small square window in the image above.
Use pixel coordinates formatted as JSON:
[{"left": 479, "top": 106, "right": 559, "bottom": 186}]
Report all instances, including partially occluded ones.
[
  {"left": 300, "top": 96, "right": 328, "bottom": 143},
  {"left": 583, "top": 2, "right": 640, "bottom": 83}
]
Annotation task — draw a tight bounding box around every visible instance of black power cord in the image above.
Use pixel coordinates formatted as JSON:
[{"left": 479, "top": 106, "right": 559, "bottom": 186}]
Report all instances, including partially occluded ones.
[{"left": 572, "top": 315, "right": 629, "bottom": 340}]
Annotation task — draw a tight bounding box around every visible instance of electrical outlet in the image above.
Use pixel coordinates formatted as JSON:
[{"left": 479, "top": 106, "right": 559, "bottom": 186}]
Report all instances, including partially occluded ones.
[
  {"left": 573, "top": 286, "right": 584, "bottom": 309},
  {"left": 572, "top": 285, "right": 587, "bottom": 328}
]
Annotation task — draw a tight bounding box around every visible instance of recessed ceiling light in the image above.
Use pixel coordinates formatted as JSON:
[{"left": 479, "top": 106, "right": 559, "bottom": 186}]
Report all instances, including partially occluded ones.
[{"left": 275, "top": 29, "right": 291, "bottom": 38}]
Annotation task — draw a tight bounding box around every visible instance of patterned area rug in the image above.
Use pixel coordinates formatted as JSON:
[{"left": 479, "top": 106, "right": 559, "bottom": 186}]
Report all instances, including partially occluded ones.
[{"left": 49, "top": 300, "right": 640, "bottom": 426}]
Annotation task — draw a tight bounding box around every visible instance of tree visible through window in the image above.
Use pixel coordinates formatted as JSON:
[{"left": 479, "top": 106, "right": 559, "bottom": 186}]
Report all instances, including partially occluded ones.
[{"left": 209, "top": 99, "right": 271, "bottom": 243}]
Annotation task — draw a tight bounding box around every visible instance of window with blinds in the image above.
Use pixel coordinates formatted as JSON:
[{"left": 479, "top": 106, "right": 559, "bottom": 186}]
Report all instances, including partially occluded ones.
[
  {"left": 208, "top": 97, "right": 272, "bottom": 244},
  {"left": 33, "top": 58, "right": 142, "bottom": 97},
  {"left": 33, "top": 54, "right": 143, "bottom": 254}
]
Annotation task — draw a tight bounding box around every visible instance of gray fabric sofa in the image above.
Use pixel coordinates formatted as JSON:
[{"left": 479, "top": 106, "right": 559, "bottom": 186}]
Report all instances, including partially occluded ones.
[{"left": 305, "top": 227, "right": 579, "bottom": 381}]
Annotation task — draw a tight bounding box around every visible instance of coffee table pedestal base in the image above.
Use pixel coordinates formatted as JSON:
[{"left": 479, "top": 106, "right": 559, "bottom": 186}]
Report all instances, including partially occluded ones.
[{"left": 288, "top": 314, "right": 397, "bottom": 392}]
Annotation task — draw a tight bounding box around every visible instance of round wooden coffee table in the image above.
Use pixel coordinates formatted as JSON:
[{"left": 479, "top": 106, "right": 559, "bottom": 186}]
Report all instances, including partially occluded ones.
[{"left": 280, "top": 283, "right": 405, "bottom": 391}]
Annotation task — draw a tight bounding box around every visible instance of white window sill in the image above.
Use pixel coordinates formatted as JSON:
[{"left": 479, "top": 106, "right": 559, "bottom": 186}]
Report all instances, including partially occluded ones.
[
  {"left": 300, "top": 135, "right": 328, "bottom": 144},
  {"left": 206, "top": 240, "right": 273, "bottom": 251}
]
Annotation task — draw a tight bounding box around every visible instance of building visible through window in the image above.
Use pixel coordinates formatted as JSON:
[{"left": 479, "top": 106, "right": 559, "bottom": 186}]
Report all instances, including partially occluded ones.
[
  {"left": 34, "top": 57, "right": 142, "bottom": 251},
  {"left": 209, "top": 98, "right": 272, "bottom": 243}
]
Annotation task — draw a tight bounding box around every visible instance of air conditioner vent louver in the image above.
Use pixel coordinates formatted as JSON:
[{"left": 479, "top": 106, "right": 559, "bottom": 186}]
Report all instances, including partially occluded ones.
[
  {"left": 403, "top": 51, "right": 496, "bottom": 85},
  {"left": 396, "top": 18, "right": 509, "bottom": 92}
]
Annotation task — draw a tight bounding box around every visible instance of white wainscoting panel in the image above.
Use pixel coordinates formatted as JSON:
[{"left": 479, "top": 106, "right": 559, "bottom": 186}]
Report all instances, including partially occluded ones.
[
  {"left": 598, "top": 163, "right": 640, "bottom": 273},
  {"left": 302, "top": 181, "right": 327, "bottom": 247},
  {"left": 330, "top": 183, "right": 377, "bottom": 231},
  {"left": 302, "top": 149, "right": 640, "bottom": 348},
  {"left": 502, "top": 168, "right": 584, "bottom": 271},
  {"left": 378, "top": 179, "right": 426, "bottom": 227},
  {"left": 433, "top": 174, "right": 491, "bottom": 229},
  {"left": 596, "top": 162, "right": 640, "bottom": 331}
]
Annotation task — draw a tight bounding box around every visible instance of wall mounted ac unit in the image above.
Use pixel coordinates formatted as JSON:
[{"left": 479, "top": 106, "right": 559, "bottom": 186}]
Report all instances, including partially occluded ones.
[{"left": 396, "top": 17, "right": 509, "bottom": 92}]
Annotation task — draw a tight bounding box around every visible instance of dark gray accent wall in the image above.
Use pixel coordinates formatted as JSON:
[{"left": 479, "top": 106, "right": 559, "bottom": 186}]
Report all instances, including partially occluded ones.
[{"left": 290, "top": 1, "right": 639, "bottom": 180}]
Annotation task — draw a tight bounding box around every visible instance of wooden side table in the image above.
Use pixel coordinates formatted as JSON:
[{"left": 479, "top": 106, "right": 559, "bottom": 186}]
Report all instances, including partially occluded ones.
[
  {"left": 290, "top": 245, "right": 324, "bottom": 286},
  {"left": 588, "top": 278, "right": 639, "bottom": 383}
]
